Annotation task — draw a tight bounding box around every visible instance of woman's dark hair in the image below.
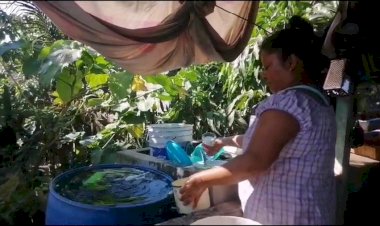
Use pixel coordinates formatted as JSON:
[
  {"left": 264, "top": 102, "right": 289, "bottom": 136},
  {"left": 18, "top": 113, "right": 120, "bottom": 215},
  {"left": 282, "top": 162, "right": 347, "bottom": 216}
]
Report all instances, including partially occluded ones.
[{"left": 260, "top": 16, "right": 329, "bottom": 88}]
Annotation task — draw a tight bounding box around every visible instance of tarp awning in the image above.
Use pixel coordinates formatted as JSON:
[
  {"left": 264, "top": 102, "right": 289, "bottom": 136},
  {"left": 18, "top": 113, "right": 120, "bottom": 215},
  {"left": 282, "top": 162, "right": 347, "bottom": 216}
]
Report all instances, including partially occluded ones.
[{"left": 33, "top": 1, "right": 259, "bottom": 75}]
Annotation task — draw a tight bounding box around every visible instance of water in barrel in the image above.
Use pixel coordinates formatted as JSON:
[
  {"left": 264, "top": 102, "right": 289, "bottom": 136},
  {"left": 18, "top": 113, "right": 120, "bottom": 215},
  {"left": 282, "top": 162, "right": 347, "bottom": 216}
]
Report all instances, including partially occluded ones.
[{"left": 55, "top": 167, "right": 172, "bottom": 206}]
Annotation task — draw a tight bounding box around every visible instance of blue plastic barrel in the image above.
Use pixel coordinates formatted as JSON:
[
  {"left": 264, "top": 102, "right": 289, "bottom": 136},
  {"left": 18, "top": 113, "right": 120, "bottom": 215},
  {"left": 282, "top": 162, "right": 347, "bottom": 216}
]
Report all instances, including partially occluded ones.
[{"left": 45, "top": 164, "right": 174, "bottom": 225}]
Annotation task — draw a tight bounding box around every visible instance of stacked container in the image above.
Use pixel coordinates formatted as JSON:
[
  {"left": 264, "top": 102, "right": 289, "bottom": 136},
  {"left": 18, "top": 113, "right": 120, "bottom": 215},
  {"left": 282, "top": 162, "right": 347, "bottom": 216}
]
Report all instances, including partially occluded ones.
[{"left": 147, "top": 123, "right": 193, "bottom": 160}]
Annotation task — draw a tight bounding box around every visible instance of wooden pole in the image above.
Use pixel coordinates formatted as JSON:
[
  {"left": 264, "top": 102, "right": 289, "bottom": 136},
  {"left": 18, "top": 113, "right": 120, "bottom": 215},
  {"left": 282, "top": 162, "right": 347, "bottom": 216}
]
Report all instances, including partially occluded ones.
[{"left": 334, "top": 96, "right": 354, "bottom": 224}]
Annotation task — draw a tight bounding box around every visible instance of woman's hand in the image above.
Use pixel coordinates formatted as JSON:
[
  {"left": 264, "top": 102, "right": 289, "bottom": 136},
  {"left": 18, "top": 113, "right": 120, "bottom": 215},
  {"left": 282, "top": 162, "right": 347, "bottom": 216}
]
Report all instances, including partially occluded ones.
[
  {"left": 203, "top": 135, "right": 244, "bottom": 156},
  {"left": 202, "top": 138, "right": 224, "bottom": 156},
  {"left": 179, "top": 174, "right": 207, "bottom": 209}
]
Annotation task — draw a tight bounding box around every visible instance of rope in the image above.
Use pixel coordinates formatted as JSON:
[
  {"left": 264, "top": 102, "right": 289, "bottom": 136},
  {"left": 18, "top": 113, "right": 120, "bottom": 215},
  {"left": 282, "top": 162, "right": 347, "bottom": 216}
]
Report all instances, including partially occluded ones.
[{"left": 215, "top": 5, "right": 272, "bottom": 35}]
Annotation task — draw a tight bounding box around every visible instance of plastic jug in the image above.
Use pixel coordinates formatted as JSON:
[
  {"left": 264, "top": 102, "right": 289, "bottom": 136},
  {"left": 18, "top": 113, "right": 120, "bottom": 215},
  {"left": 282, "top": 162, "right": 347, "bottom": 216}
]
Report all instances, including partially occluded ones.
[
  {"left": 166, "top": 140, "right": 193, "bottom": 167},
  {"left": 190, "top": 144, "right": 225, "bottom": 164}
]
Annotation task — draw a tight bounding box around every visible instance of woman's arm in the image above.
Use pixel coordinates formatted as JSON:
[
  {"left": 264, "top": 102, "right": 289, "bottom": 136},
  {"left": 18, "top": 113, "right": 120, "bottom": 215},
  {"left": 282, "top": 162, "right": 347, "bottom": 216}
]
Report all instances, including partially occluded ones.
[
  {"left": 180, "top": 109, "right": 300, "bottom": 207},
  {"left": 220, "top": 135, "right": 244, "bottom": 148}
]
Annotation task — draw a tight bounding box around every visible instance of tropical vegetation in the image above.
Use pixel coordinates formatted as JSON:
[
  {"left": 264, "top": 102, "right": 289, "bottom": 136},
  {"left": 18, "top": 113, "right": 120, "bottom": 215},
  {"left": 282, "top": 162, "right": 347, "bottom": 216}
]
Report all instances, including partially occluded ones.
[{"left": 0, "top": 1, "right": 337, "bottom": 224}]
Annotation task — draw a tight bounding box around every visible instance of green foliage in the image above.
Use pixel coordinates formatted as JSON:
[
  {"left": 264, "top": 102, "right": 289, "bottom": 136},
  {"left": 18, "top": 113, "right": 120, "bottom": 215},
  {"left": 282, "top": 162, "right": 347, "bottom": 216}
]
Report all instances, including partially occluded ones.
[
  {"left": 108, "top": 72, "right": 134, "bottom": 100},
  {"left": 0, "top": 1, "right": 338, "bottom": 224},
  {"left": 59, "top": 70, "right": 83, "bottom": 102},
  {"left": 85, "top": 73, "right": 109, "bottom": 90},
  {"left": 38, "top": 41, "right": 83, "bottom": 87}
]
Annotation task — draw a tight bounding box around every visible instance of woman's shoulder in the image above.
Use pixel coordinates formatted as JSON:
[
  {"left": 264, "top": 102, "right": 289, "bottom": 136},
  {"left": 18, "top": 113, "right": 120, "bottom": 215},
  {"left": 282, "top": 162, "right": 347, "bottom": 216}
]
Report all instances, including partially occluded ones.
[
  {"left": 255, "top": 89, "right": 323, "bottom": 131},
  {"left": 258, "top": 87, "right": 328, "bottom": 111},
  {"left": 257, "top": 89, "right": 304, "bottom": 111}
]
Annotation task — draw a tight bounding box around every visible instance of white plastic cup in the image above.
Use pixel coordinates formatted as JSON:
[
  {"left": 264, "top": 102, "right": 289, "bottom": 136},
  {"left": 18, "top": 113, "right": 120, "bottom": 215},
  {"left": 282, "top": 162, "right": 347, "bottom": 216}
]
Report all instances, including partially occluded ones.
[
  {"left": 172, "top": 178, "right": 210, "bottom": 214},
  {"left": 202, "top": 132, "right": 216, "bottom": 147}
]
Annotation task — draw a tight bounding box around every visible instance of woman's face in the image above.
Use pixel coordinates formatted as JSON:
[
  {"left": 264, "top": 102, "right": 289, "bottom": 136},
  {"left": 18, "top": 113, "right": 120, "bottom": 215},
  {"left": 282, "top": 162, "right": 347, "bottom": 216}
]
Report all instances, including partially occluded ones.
[{"left": 260, "top": 51, "right": 300, "bottom": 93}]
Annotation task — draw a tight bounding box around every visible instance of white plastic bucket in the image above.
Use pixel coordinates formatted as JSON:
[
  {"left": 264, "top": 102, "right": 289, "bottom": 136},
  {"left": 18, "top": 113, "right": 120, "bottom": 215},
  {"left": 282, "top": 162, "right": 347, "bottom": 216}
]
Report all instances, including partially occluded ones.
[
  {"left": 147, "top": 123, "right": 193, "bottom": 131},
  {"left": 191, "top": 216, "right": 262, "bottom": 225},
  {"left": 147, "top": 123, "right": 193, "bottom": 160},
  {"left": 148, "top": 130, "right": 193, "bottom": 138},
  {"left": 172, "top": 178, "right": 210, "bottom": 214},
  {"left": 149, "top": 135, "right": 193, "bottom": 146}
]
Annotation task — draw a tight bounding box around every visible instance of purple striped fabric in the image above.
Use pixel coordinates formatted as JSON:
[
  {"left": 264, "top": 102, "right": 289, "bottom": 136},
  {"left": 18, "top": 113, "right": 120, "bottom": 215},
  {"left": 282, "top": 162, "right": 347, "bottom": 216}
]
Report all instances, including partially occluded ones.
[{"left": 242, "top": 88, "right": 337, "bottom": 225}]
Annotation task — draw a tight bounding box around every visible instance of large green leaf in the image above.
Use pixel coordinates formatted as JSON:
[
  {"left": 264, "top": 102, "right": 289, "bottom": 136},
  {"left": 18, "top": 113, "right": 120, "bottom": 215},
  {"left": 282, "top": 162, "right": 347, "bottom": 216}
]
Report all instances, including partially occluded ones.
[
  {"left": 226, "top": 93, "right": 244, "bottom": 115},
  {"left": 145, "top": 74, "right": 171, "bottom": 86},
  {"left": 85, "top": 73, "right": 109, "bottom": 90},
  {"left": 108, "top": 72, "right": 134, "bottom": 100},
  {"left": 37, "top": 46, "right": 51, "bottom": 60},
  {"left": 39, "top": 47, "right": 82, "bottom": 87},
  {"left": 173, "top": 76, "right": 185, "bottom": 87},
  {"left": 95, "top": 56, "right": 110, "bottom": 66},
  {"left": 82, "top": 172, "right": 105, "bottom": 187},
  {"left": 80, "top": 50, "right": 95, "bottom": 69},
  {"left": 56, "top": 69, "right": 84, "bottom": 103},
  {"left": 179, "top": 69, "right": 198, "bottom": 82},
  {"left": 145, "top": 75, "right": 178, "bottom": 96},
  {"left": 236, "top": 93, "right": 251, "bottom": 110}
]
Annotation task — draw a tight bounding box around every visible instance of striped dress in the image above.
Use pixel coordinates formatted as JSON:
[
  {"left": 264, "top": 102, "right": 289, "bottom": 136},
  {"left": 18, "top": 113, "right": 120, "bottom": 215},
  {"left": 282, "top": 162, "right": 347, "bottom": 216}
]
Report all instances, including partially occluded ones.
[{"left": 242, "top": 87, "right": 337, "bottom": 225}]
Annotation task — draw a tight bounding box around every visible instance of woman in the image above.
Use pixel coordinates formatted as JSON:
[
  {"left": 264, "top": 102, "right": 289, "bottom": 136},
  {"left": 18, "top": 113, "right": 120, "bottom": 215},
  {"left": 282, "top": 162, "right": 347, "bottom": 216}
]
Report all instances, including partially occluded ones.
[{"left": 180, "top": 16, "right": 337, "bottom": 225}]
